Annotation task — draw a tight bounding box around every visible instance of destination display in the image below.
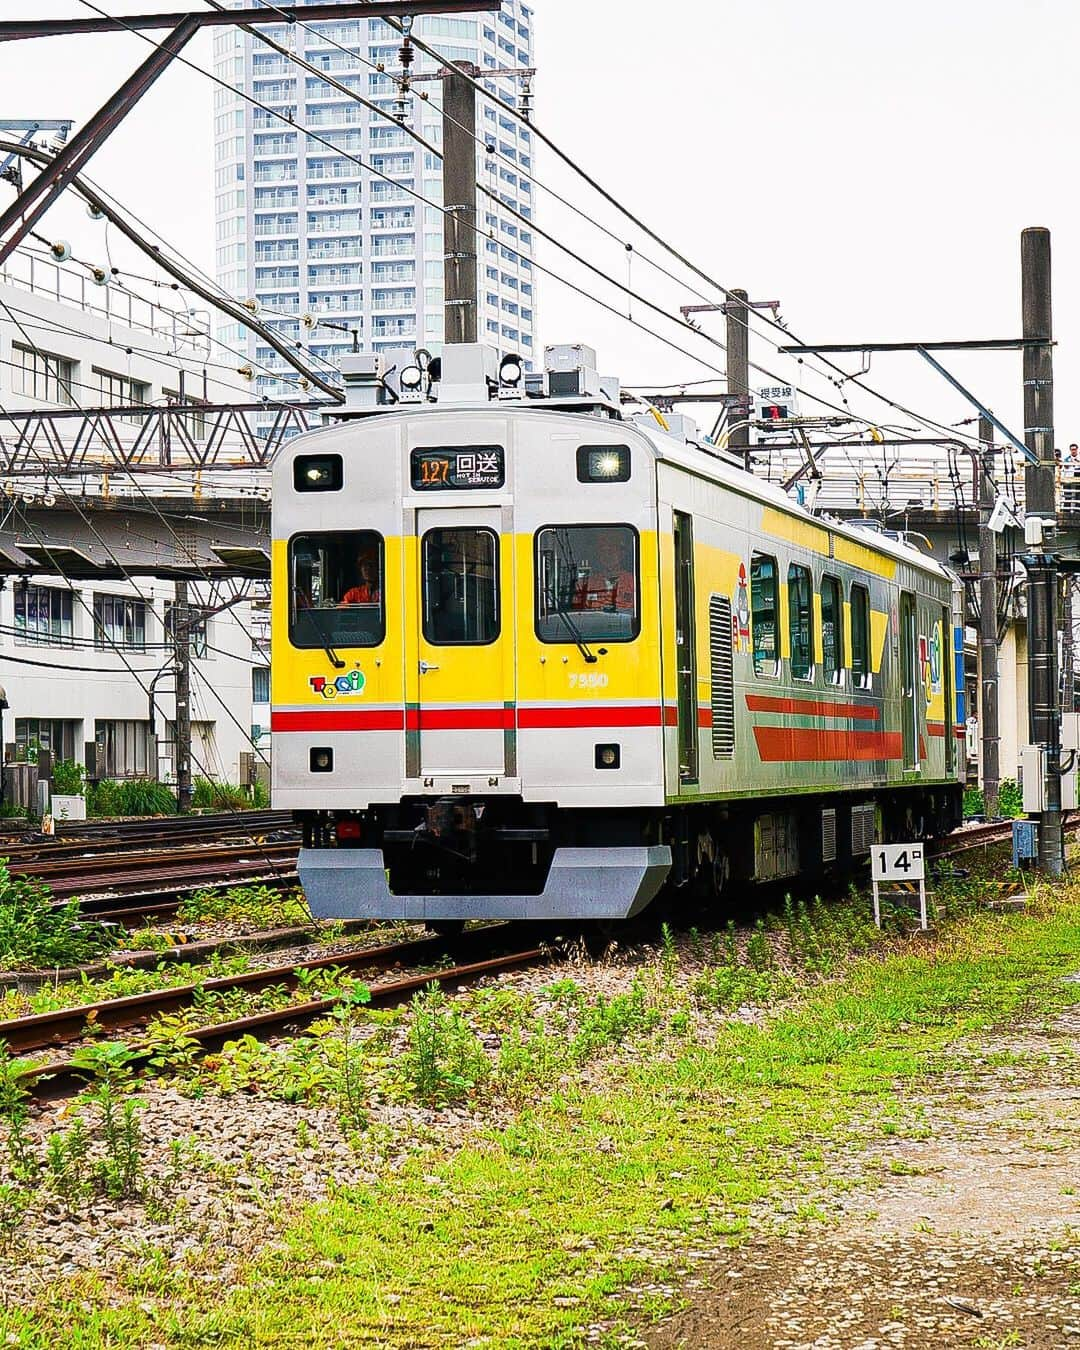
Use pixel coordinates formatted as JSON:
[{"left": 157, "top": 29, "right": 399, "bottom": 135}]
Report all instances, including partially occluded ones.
[{"left": 411, "top": 445, "right": 505, "bottom": 491}]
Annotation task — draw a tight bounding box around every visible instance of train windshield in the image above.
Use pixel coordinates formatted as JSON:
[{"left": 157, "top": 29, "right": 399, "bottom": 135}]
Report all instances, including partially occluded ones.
[
  {"left": 289, "top": 530, "right": 385, "bottom": 649},
  {"left": 535, "top": 525, "right": 639, "bottom": 642}
]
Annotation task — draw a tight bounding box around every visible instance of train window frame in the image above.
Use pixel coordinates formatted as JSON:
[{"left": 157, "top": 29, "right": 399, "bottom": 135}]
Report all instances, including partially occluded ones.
[
  {"left": 750, "top": 552, "right": 780, "bottom": 678},
  {"left": 820, "top": 573, "right": 844, "bottom": 687},
  {"left": 287, "top": 530, "right": 386, "bottom": 650},
  {"left": 421, "top": 526, "right": 501, "bottom": 647},
  {"left": 787, "top": 563, "right": 814, "bottom": 681},
  {"left": 850, "top": 582, "right": 871, "bottom": 689},
  {"left": 533, "top": 523, "right": 641, "bottom": 646}
]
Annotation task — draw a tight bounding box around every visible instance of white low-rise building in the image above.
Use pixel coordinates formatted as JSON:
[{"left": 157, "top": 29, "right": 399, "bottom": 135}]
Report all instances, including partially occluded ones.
[{"left": 0, "top": 247, "right": 264, "bottom": 788}]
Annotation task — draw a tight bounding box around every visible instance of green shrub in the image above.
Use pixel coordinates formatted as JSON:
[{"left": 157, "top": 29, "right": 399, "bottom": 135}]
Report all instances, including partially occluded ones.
[
  {"left": 89, "top": 778, "right": 176, "bottom": 817},
  {"left": 250, "top": 779, "right": 270, "bottom": 809},
  {"left": 998, "top": 778, "right": 1023, "bottom": 819},
  {"left": 51, "top": 760, "right": 86, "bottom": 797},
  {"left": 192, "top": 777, "right": 249, "bottom": 810},
  {"left": 0, "top": 861, "right": 114, "bottom": 969},
  {"left": 962, "top": 785, "right": 985, "bottom": 818}
]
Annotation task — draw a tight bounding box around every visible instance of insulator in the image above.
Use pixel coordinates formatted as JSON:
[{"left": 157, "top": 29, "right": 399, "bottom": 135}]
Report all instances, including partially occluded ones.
[{"left": 399, "top": 41, "right": 414, "bottom": 69}]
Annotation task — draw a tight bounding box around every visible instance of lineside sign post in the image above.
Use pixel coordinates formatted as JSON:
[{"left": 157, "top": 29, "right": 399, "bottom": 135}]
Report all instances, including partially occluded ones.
[{"left": 871, "top": 842, "right": 928, "bottom": 931}]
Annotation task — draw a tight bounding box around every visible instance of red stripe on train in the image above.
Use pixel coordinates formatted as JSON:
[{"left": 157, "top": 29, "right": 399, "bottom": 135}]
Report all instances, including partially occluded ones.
[
  {"left": 272, "top": 710, "right": 405, "bottom": 733},
  {"left": 519, "top": 705, "right": 664, "bottom": 729},
  {"left": 745, "top": 694, "right": 880, "bottom": 721},
  {"left": 752, "top": 726, "right": 903, "bottom": 762}
]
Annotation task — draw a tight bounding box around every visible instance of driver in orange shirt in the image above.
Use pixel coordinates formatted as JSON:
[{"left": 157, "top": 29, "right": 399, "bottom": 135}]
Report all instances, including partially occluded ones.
[{"left": 341, "top": 554, "right": 381, "bottom": 605}]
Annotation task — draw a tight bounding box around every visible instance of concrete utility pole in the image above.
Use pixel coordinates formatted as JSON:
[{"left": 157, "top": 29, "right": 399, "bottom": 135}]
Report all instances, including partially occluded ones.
[
  {"left": 173, "top": 578, "right": 193, "bottom": 814},
  {"left": 977, "top": 414, "right": 1000, "bottom": 818},
  {"left": 442, "top": 63, "right": 478, "bottom": 345},
  {"left": 1021, "top": 226, "right": 1063, "bottom": 874},
  {"left": 1064, "top": 578, "right": 1076, "bottom": 717},
  {"left": 725, "top": 289, "right": 751, "bottom": 469}
]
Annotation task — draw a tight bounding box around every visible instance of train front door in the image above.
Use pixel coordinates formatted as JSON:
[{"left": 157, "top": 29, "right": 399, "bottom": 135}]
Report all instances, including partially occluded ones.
[{"left": 412, "top": 508, "right": 515, "bottom": 778}]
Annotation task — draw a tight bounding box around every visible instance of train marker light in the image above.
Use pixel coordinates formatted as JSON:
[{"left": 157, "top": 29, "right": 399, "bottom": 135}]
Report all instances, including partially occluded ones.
[
  {"left": 294, "top": 454, "right": 343, "bottom": 493},
  {"left": 595, "top": 743, "right": 621, "bottom": 769},
  {"left": 576, "top": 445, "right": 631, "bottom": 483}
]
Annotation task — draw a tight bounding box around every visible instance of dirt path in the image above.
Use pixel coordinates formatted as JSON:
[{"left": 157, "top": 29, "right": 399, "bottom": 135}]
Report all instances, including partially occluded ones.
[{"left": 647, "top": 1011, "right": 1080, "bottom": 1349}]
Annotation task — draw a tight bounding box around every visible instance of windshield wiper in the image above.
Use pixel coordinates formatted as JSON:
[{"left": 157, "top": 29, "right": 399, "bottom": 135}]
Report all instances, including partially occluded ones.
[
  {"left": 306, "top": 608, "right": 346, "bottom": 669},
  {"left": 546, "top": 589, "right": 597, "bottom": 664}
]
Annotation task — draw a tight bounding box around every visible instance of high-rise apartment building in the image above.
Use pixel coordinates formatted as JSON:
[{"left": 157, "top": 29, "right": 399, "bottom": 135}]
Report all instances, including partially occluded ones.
[{"left": 212, "top": 2, "right": 536, "bottom": 424}]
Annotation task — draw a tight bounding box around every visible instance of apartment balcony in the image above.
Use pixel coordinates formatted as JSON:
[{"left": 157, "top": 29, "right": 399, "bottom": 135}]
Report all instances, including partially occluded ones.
[{"left": 371, "top": 242, "right": 415, "bottom": 259}]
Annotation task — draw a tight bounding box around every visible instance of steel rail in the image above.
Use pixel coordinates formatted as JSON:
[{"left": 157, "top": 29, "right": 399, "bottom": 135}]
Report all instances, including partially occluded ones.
[
  {"left": 0, "top": 924, "right": 525, "bottom": 1054},
  {"left": 20, "top": 941, "right": 550, "bottom": 1102}
]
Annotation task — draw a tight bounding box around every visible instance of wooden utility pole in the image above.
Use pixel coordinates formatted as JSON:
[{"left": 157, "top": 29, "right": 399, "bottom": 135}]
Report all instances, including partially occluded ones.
[
  {"left": 442, "top": 63, "right": 478, "bottom": 345},
  {"left": 725, "top": 289, "right": 751, "bottom": 468},
  {"left": 1021, "top": 226, "right": 1062, "bottom": 874},
  {"left": 173, "top": 578, "right": 193, "bottom": 813},
  {"left": 977, "top": 415, "right": 1000, "bottom": 817}
]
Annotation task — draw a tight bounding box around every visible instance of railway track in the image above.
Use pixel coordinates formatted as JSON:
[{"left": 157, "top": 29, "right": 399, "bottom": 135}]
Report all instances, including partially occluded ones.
[{"left": 15, "top": 926, "right": 552, "bottom": 1102}]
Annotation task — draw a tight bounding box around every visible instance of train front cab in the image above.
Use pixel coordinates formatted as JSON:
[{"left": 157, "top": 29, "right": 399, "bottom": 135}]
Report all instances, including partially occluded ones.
[{"left": 275, "top": 407, "right": 673, "bottom": 922}]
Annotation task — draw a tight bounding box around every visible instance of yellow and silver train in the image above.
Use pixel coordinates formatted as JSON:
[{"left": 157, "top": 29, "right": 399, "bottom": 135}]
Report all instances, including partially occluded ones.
[{"left": 271, "top": 342, "right": 964, "bottom": 922}]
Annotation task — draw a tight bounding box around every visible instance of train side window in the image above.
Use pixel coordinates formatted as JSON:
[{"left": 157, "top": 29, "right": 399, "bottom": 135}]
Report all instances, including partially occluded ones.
[
  {"left": 422, "top": 527, "right": 499, "bottom": 645},
  {"left": 850, "top": 584, "right": 870, "bottom": 688},
  {"left": 535, "top": 524, "right": 639, "bottom": 643},
  {"left": 289, "top": 530, "right": 385, "bottom": 649},
  {"left": 750, "top": 552, "right": 779, "bottom": 677},
  {"left": 787, "top": 564, "right": 814, "bottom": 680},
  {"left": 821, "top": 574, "right": 843, "bottom": 685}
]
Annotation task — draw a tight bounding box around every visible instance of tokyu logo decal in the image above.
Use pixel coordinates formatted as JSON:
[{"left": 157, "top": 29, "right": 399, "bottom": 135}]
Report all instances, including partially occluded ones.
[{"left": 309, "top": 671, "right": 366, "bottom": 699}]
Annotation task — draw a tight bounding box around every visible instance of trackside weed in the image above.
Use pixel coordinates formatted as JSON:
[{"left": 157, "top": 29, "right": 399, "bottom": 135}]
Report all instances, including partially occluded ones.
[{"left": 399, "top": 983, "right": 489, "bottom": 1105}]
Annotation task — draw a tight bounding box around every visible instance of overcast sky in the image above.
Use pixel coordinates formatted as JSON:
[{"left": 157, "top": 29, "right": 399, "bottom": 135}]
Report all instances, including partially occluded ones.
[{"left": 3, "top": 1, "right": 1078, "bottom": 452}]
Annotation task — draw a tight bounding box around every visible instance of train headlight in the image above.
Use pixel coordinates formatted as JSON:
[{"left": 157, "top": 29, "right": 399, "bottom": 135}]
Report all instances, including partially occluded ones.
[
  {"left": 294, "top": 454, "right": 342, "bottom": 493},
  {"left": 595, "top": 743, "right": 621, "bottom": 769},
  {"left": 310, "top": 747, "right": 334, "bottom": 773},
  {"left": 400, "top": 364, "right": 423, "bottom": 391},
  {"left": 577, "top": 445, "right": 630, "bottom": 483}
]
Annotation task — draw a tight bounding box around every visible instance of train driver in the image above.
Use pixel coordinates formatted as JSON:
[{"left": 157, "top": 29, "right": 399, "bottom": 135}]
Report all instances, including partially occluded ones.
[
  {"left": 573, "top": 534, "right": 635, "bottom": 612},
  {"left": 340, "top": 553, "right": 381, "bottom": 606}
]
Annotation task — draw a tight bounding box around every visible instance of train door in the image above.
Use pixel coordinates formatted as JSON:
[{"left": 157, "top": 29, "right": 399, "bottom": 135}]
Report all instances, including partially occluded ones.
[
  {"left": 899, "top": 591, "right": 919, "bottom": 769},
  {"left": 674, "top": 510, "right": 698, "bottom": 783},
  {"left": 413, "top": 508, "right": 514, "bottom": 777}
]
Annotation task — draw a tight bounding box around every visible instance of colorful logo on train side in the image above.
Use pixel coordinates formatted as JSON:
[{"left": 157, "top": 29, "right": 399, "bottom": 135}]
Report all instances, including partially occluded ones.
[
  {"left": 918, "top": 622, "right": 944, "bottom": 705},
  {"left": 309, "top": 671, "right": 366, "bottom": 699},
  {"left": 733, "top": 562, "right": 751, "bottom": 652}
]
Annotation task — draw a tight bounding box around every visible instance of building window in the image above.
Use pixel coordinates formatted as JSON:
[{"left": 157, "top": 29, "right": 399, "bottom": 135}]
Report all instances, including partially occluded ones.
[
  {"left": 252, "top": 666, "right": 270, "bottom": 704},
  {"left": 162, "top": 389, "right": 208, "bottom": 442},
  {"left": 14, "top": 719, "right": 79, "bottom": 762},
  {"left": 14, "top": 584, "right": 73, "bottom": 646},
  {"left": 94, "top": 368, "right": 150, "bottom": 422},
  {"left": 94, "top": 719, "right": 153, "bottom": 779},
  {"left": 93, "top": 594, "right": 147, "bottom": 651},
  {"left": 11, "top": 343, "right": 75, "bottom": 405},
  {"left": 751, "top": 553, "right": 779, "bottom": 677},
  {"left": 164, "top": 601, "right": 209, "bottom": 659}
]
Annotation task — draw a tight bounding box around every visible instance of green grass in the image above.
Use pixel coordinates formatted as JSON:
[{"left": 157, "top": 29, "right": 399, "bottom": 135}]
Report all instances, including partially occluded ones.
[{"left": 5, "top": 884, "right": 1080, "bottom": 1347}]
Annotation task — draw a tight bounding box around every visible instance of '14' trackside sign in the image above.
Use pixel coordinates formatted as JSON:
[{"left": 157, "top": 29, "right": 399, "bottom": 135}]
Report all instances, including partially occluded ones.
[{"left": 871, "top": 843, "right": 925, "bottom": 882}]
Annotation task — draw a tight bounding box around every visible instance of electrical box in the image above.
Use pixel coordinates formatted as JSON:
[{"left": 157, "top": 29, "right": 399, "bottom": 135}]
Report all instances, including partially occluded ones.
[
  {"left": 1012, "top": 819, "right": 1038, "bottom": 869},
  {"left": 1021, "top": 744, "right": 1046, "bottom": 813}
]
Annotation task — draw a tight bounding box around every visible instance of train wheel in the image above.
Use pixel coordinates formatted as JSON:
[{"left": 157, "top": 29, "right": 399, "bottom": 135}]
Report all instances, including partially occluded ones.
[
  {"left": 426, "top": 920, "right": 466, "bottom": 940},
  {"left": 695, "top": 831, "right": 729, "bottom": 905}
]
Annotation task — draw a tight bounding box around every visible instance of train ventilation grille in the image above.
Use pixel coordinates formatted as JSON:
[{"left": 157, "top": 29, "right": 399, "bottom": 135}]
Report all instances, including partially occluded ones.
[
  {"left": 709, "top": 594, "right": 735, "bottom": 759},
  {"left": 821, "top": 808, "right": 837, "bottom": 863},
  {"left": 851, "top": 802, "right": 876, "bottom": 856}
]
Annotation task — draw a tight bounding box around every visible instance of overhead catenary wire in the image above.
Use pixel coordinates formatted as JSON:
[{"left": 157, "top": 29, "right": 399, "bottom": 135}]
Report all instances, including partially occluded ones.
[{"left": 222, "top": 4, "right": 969, "bottom": 446}]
